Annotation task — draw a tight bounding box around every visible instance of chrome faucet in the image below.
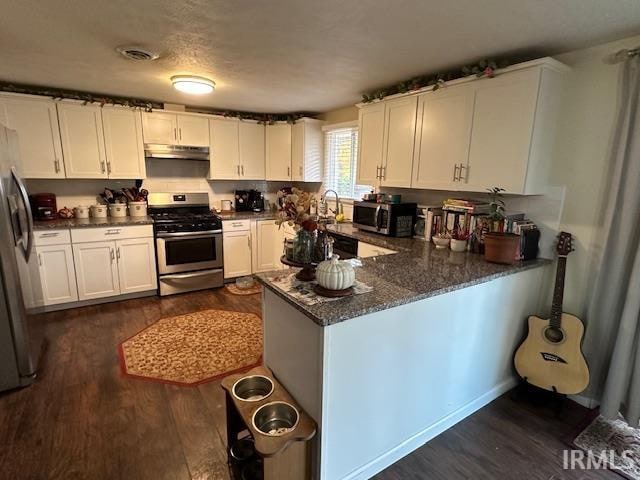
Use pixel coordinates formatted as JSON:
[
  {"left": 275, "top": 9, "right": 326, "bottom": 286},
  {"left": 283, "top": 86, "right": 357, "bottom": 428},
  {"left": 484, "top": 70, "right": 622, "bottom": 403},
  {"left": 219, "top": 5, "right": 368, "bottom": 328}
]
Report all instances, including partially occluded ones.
[{"left": 321, "top": 189, "right": 342, "bottom": 217}]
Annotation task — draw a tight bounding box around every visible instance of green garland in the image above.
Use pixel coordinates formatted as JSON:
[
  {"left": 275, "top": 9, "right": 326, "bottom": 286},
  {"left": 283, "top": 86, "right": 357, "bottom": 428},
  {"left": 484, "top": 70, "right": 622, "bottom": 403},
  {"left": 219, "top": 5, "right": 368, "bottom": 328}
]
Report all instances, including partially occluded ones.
[
  {"left": 361, "top": 58, "right": 511, "bottom": 103},
  {"left": 0, "top": 81, "right": 317, "bottom": 123}
]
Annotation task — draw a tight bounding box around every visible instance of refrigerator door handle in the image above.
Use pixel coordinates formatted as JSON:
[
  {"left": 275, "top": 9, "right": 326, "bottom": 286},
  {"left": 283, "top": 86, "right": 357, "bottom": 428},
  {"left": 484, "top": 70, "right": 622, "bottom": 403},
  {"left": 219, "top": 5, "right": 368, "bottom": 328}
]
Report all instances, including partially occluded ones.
[{"left": 11, "top": 167, "right": 33, "bottom": 262}]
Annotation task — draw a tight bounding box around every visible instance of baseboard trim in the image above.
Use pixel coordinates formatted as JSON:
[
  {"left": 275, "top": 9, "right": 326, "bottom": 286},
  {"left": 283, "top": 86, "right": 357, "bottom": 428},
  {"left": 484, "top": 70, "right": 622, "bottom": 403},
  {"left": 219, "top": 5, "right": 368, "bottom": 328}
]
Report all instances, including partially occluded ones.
[
  {"left": 38, "top": 290, "right": 157, "bottom": 312},
  {"left": 342, "top": 376, "right": 519, "bottom": 480},
  {"left": 569, "top": 393, "right": 599, "bottom": 409}
]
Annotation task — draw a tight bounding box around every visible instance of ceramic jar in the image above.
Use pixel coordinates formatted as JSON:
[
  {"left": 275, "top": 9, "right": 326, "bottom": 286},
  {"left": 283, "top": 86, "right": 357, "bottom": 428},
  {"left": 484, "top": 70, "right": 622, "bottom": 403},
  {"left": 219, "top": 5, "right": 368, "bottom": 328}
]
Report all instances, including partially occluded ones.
[
  {"left": 109, "top": 204, "right": 127, "bottom": 218},
  {"left": 316, "top": 255, "right": 355, "bottom": 291},
  {"left": 90, "top": 204, "right": 107, "bottom": 218},
  {"left": 74, "top": 205, "right": 90, "bottom": 219},
  {"left": 450, "top": 238, "right": 467, "bottom": 252},
  {"left": 128, "top": 201, "right": 147, "bottom": 217}
]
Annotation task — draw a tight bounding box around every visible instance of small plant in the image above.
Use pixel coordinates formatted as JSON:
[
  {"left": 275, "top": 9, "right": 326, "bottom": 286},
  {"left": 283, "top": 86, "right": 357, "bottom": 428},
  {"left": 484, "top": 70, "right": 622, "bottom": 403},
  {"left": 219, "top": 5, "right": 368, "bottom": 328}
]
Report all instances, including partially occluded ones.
[{"left": 487, "top": 187, "right": 506, "bottom": 222}]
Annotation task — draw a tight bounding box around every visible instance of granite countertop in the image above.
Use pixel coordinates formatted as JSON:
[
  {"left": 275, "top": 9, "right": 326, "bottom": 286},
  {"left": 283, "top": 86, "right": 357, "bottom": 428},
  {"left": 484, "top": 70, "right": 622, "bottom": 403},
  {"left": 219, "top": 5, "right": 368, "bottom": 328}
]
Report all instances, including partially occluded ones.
[
  {"left": 34, "top": 216, "right": 154, "bottom": 230},
  {"left": 256, "top": 223, "right": 551, "bottom": 327},
  {"left": 216, "top": 210, "right": 279, "bottom": 221}
]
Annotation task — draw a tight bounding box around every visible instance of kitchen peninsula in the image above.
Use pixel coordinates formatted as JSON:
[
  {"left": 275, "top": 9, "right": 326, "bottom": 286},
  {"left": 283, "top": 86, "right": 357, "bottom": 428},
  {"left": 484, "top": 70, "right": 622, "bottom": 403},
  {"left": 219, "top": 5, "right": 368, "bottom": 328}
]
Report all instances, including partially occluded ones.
[{"left": 256, "top": 225, "right": 551, "bottom": 480}]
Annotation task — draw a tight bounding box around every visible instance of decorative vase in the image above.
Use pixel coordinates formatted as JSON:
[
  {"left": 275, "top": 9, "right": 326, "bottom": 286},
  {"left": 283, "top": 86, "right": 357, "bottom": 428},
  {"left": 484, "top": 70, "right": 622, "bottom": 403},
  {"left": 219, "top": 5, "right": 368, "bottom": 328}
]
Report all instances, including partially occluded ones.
[
  {"left": 316, "top": 255, "right": 355, "bottom": 291},
  {"left": 450, "top": 238, "right": 467, "bottom": 252},
  {"left": 484, "top": 233, "right": 520, "bottom": 264},
  {"left": 293, "top": 229, "right": 316, "bottom": 264}
]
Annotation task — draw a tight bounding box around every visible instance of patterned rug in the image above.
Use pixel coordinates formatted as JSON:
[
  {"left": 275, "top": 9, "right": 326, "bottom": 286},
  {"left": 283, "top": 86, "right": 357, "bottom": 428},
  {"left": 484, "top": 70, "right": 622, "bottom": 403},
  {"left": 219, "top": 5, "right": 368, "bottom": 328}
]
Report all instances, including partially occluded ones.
[
  {"left": 225, "top": 283, "right": 262, "bottom": 295},
  {"left": 118, "top": 309, "right": 262, "bottom": 386},
  {"left": 573, "top": 414, "right": 640, "bottom": 479}
]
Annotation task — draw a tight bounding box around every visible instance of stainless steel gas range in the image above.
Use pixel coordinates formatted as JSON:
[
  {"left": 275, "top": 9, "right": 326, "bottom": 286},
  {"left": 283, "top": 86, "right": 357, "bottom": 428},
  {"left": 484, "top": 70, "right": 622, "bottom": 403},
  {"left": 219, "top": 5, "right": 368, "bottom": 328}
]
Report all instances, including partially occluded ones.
[{"left": 147, "top": 193, "right": 223, "bottom": 296}]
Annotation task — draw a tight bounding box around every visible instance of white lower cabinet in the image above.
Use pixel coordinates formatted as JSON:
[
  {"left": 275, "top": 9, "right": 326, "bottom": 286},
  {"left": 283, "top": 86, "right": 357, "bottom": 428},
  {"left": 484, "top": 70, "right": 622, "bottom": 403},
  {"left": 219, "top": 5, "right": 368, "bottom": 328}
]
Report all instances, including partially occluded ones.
[
  {"left": 223, "top": 230, "right": 253, "bottom": 279},
  {"left": 115, "top": 238, "right": 157, "bottom": 294},
  {"left": 36, "top": 244, "right": 78, "bottom": 305},
  {"left": 73, "top": 241, "right": 120, "bottom": 301},
  {"left": 253, "top": 220, "right": 285, "bottom": 273}
]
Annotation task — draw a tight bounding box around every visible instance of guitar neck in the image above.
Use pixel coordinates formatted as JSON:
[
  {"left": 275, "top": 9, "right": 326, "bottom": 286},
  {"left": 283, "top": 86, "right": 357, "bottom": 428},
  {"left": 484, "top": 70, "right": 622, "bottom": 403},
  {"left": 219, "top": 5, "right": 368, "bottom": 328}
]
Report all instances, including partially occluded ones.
[{"left": 550, "top": 256, "right": 567, "bottom": 328}]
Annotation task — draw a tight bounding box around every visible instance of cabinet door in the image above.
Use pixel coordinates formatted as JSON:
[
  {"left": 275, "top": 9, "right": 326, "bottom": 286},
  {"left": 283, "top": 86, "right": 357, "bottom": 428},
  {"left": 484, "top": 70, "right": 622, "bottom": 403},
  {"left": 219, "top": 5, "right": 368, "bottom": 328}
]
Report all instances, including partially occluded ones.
[
  {"left": 266, "top": 123, "right": 292, "bottom": 181},
  {"left": 102, "top": 107, "right": 146, "bottom": 179},
  {"left": 73, "top": 241, "right": 120, "bottom": 300},
  {"left": 412, "top": 85, "right": 475, "bottom": 189},
  {"left": 464, "top": 69, "right": 541, "bottom": 193},
  {"left": 142, "top": 112, "right": 178, "bottom": 144},
  {"left": 0, "top": 96, "right": 64, "bottom": 178},
  {"left": 253, "top": 220, "right": 284, "bottom": 273},
  {"left": 177, "top": 114, "right": 209, "bottom": 147},
  {"left": 115, "top": 238, "right": 157, "bottom": 294},
  {"left": 223, "top": 231, "right": 253, "bottom": 278},
  {"left": 239, "top": 121, "right": 266, "bottom": 180},
  {"left": 209, "top": 117, "right": 240, "bottom": 179},
  {"left": 381, "top": 96, "right": 417, "bottom": 188},
  {"left": 36, "top": 244, "right": 78, "bottom": 305},
  {"left": 291, "top": 122, "right": 304, "bottom": 181},
  {"left": 357, "top": 103, "right": 385, "bottom": 185},
  {"left": 57, "top": 103, "right": 107, "bottom": 178}
]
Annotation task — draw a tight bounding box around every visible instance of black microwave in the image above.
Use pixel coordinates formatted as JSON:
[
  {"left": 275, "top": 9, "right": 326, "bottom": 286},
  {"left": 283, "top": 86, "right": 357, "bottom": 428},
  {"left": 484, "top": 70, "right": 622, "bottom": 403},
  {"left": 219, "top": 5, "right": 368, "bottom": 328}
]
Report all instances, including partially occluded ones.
[{"left": 352, "top": 201, "right": 417, "bottom": 237}]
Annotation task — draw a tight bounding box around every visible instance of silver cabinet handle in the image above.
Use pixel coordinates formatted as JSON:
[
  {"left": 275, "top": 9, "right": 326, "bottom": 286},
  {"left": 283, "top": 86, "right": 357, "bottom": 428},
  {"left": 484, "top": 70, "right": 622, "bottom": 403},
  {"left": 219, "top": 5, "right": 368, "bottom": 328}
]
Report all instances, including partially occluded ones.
[
  {"left": 105, "top": 229, "right": 121, "bottom": 235},
  {"left": 179, "top": 128, "right": 182, "bottom": 141},
  {"left": 381, "top": 166, "right": 386, "bottom": 180},
  {"left": 106, "top": 161, "right": 112, "bottom": 175},
  {"left": 299, "top": 165, "right": 302, "bottom": 176},
  {"left": 376, "top": 166, "right": 380, "bottom": 179},
  {"left": 39, "top": 232, "right": 59, "bottom": 238},
  {"left": 38, "top": 253, "right": 42, "bottom": 266},
  {"left": 453, "top": 164, "right": 459, "bottom": 182},
  {"left": 54, "top": 159, "right": 60, "bottom": 173},
  {"left": 110, "top": 248, "right": 115, "bottom": 263},
  {"left": 100, "top": 161, "right": 106, "bottom": 173},
  {"left": 241, "top": 165, "right": 244, "bottom": 176},
  {"left": 287, "top": 166, "right": 290, "bottom": 177},
  {"left": 174, "top": 128, "right": 178, "bottom": 141},
  {"left": 458, "top": 164, "right": 467, "bottom": 182},
  {"left": 116, "top": 247, "right": 121, "bottom": 260},
  {"left": 237, "top": 165, "right": 240, "bottom": 175},
  {"left": 247, "top": 235, "right": 251, "bottom": 249}
]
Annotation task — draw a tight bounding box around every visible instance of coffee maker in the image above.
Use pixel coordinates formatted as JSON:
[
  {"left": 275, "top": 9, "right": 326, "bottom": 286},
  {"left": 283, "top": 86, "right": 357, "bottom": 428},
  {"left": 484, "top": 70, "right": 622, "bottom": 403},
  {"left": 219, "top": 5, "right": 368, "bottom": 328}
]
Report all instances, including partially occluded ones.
[{"left": 234, "top": 189, "right": 265, "bottom": 212}]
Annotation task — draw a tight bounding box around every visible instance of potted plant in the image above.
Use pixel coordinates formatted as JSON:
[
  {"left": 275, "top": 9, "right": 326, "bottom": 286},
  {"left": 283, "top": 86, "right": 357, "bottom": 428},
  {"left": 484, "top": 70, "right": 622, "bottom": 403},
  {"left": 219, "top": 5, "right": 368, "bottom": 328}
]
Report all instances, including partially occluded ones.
[
  {"left": 450, "top": 228, "right": 470, "bottom": 252},
  {"left": 483, "top": 187, "right": 520, "bottom": 264}
]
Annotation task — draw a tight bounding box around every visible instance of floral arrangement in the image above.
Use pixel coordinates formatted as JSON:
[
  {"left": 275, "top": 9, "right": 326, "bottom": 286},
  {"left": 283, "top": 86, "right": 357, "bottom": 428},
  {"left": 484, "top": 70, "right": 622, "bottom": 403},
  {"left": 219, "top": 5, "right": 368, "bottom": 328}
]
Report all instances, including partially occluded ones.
[
  {"left": 276, "top": 188, "right": 317, "bottom": 231},
  {"left": 451, "top": 228, "right": 471, "bottom": 241}
]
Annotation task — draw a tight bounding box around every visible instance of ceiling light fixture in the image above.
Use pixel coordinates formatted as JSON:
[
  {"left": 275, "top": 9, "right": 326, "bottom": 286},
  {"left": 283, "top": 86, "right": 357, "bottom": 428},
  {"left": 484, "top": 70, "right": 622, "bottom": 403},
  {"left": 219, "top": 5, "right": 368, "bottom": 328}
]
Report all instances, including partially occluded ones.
[{"left": 171, "top": 75, "right": 215, "bottom": 95}]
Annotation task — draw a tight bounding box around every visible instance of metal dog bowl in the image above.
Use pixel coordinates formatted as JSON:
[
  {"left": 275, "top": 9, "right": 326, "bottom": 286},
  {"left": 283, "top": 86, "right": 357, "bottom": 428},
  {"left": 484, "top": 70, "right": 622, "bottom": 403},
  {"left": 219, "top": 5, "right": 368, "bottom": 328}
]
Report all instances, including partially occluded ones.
[
  {"left": 232, "top": 375, "right": 274, "bottom": 402},
  {"left": 252, "top": 401, "right": 299, "bottom": 436},
  {"left": 230, "top": 437, "right": 256, "bottom": 462}
]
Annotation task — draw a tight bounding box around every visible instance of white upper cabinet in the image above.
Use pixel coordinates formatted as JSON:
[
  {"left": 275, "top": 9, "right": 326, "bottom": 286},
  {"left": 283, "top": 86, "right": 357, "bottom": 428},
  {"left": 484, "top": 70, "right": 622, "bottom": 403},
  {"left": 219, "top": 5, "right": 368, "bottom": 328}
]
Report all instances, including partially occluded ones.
[
  {"left": 177, "top": 114, "right": 209, "bottom": 146},
  {"left": 357, "top": 103, "right": 385, "bottom": 186},
  {"left": 291, "top": 118, "right": 323, "bottom": 182},
  {"left": 209, "top": 117, "right": 240, "bottom": 179},
  {"left": 101, "top": 107, "right": 146, "bottom": 179},
  {"left": 142, "top": 111, "right": 209, "bottom": 146},
  {"left": 0, "top": 95, "right": 64, "bottom": 178},
  {"left": 463, "top": 66, "right": 562, "bottom": 194},
  {"left": 412, "top": 84, "right": 475, "bottom": 190},
  {"left": 381, "top": 96, "right": 417, "bottom": 188},
  {"left": 239, "top": 121, "right": 266, "bottom": 180},
  {"left": 266, "top": 123, "right": 292, "bottom": 181},
  {"left": 142, "top": 111, "right": 177, "bottom": 144},
  {"left": 57, "top": 103, "right": 107, "bottom": 179}
]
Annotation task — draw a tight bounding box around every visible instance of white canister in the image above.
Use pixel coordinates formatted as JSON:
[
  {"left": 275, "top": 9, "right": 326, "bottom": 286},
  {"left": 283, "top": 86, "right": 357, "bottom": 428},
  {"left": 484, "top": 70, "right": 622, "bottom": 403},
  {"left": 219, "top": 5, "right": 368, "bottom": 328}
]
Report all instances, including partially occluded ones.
[
  {"left": 74, "top": 206, "right": 90, "bottom": 219},
  {"left": 91, "top": 204, "right": 108, "bottom": 218},
  {"left": 221, "top": 199, "right": 233, "bottom": 211},
  {"left": 128, "top": 201, "right": 147, "bottom": 217},
  {"left": 109, "top": 204, "right": 127, "bottom": 218}
]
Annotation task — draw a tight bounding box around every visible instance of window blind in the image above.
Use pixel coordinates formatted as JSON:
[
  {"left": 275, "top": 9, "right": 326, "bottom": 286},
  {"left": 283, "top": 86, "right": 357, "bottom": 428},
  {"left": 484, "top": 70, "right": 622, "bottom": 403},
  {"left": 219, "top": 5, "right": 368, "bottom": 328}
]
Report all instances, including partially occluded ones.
[{"left": 323, "top": 127, "right": 371, "bottom": 200}]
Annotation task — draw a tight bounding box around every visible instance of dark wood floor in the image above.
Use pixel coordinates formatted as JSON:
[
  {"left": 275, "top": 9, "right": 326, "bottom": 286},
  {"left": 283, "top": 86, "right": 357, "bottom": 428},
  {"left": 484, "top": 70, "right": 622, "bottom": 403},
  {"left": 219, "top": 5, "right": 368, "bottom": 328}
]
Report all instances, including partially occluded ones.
[{"left": 0, "top": 289, "right": 615, "bottom": 480}]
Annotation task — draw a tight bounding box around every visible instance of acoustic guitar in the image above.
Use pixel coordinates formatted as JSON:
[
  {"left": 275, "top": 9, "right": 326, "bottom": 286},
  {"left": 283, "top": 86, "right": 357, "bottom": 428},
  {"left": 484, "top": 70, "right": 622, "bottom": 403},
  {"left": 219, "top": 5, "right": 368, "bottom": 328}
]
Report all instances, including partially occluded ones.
[{"left": 514, "top": 232, "right": 590, "bottom": 395}]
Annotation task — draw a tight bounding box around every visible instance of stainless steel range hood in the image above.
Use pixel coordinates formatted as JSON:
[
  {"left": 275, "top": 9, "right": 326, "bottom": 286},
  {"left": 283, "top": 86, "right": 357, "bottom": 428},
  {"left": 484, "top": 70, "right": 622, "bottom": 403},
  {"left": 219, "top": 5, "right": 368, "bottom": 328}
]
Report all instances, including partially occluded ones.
[{"left": 144, "top": 144, "right": 210, "bottom": 161}]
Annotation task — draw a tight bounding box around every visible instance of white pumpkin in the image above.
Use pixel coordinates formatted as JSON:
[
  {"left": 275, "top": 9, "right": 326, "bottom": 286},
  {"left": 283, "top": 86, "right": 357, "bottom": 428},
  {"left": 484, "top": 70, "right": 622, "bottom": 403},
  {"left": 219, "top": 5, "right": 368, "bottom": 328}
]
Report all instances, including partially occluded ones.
[{"left": 316, "top": 255, "right": 355, "bottom": 291}]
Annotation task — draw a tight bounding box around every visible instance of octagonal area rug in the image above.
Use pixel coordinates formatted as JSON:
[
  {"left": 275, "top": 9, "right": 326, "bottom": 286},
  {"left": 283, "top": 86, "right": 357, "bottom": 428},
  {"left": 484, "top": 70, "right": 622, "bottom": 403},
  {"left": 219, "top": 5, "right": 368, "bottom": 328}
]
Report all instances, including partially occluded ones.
[{"left": 118, "top": 309, "right": 262, "bottom": 386}]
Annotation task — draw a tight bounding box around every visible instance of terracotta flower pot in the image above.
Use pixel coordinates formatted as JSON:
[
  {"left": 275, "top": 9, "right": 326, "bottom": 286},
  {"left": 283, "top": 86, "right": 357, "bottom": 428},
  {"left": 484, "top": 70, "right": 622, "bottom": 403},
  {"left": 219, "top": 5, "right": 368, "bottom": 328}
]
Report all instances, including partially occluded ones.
[{"left": 484, "top": 233, "right": 520, "bottom": 264}]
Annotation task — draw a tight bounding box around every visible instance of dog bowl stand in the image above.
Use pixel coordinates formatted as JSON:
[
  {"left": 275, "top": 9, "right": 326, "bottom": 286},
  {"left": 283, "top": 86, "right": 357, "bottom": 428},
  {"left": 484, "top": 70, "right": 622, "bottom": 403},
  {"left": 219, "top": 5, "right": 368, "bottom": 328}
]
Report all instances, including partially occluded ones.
[{"left": 221, "top": 365, "right": 317, "bottom": 480}]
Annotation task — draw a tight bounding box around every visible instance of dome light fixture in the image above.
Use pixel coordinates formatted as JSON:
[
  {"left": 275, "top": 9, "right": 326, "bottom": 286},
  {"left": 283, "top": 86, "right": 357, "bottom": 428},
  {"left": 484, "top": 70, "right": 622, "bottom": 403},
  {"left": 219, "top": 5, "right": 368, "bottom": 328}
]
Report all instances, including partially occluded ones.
[{"left": 171, "top": 75, "right": 215, "bottom": 95}]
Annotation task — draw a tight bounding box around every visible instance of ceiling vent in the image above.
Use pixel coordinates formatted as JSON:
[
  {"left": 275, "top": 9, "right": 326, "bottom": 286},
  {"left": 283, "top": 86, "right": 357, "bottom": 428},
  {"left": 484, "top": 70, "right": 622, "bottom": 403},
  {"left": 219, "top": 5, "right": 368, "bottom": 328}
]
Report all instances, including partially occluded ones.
[{"left": 116, "top": 45, "right": 160, "bottom": 61}]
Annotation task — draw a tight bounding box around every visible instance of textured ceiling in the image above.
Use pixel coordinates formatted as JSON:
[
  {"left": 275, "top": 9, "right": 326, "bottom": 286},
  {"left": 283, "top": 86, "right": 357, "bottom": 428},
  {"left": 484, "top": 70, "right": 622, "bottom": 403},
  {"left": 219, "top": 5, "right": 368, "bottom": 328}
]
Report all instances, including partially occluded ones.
[{"left": 1, "top": 0, "right": 639, "bottom": 113}]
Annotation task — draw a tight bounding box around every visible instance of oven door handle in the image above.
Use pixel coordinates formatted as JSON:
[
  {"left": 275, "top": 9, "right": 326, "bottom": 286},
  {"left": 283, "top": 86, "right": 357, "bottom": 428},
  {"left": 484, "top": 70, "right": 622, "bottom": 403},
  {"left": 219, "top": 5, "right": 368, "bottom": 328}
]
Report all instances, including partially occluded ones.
[
  {"left": 156, "top": 230, "right": 222, "bottom": 238},
  {"left": 162, "top": 269, "right": 223, "bottom": 280}
]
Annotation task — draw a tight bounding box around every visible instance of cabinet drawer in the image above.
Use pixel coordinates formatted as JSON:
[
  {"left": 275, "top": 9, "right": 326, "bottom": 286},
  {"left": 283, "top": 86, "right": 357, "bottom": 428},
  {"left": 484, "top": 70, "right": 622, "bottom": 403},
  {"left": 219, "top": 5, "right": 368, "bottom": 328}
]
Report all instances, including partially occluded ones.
[
  {"left": 34, "top": 229, "right": 71, "bottom": 246},
  {"left": 71, "top": 225, "right": 153, "bottom": 243},
  {"left": 223, "top": 219, "right": 251, "bottom": 232}
]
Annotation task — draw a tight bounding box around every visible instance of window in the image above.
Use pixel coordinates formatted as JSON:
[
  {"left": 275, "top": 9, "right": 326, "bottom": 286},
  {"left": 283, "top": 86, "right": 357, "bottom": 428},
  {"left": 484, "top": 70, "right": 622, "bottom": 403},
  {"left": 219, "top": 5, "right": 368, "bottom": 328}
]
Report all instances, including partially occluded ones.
[{"left": 323, "top": 124, "right": 371, "bottom": 200}]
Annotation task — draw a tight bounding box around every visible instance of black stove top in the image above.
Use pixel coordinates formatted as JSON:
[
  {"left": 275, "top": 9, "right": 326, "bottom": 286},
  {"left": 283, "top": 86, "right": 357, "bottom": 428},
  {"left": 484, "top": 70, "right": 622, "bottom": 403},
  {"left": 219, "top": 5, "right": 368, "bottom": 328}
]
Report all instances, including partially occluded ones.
[{"left": 149, "top": 210, "right": 222, "bottom": 233}]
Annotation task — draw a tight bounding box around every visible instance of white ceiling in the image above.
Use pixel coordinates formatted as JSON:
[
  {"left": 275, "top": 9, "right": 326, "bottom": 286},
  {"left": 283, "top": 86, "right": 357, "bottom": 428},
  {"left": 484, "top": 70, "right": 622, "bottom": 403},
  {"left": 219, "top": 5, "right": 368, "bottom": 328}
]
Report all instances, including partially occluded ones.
[{"left": 1, "top": 0, "right": 639, "bottom": 113}]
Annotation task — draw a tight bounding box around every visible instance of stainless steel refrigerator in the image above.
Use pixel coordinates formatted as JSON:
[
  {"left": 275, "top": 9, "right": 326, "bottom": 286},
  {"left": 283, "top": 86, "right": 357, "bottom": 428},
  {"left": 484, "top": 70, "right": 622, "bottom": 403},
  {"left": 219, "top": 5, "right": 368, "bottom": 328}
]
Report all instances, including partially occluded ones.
[{"left": 0, "top": 124, "right": 43, "bottom": 392}]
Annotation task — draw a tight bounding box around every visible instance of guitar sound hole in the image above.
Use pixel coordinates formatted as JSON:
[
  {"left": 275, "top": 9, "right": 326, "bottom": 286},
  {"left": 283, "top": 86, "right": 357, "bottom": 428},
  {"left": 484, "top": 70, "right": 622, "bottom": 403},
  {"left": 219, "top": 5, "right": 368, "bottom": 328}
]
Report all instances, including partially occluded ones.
[{"left": 544, "top": 326, "right": 565, "bottom": 344}]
